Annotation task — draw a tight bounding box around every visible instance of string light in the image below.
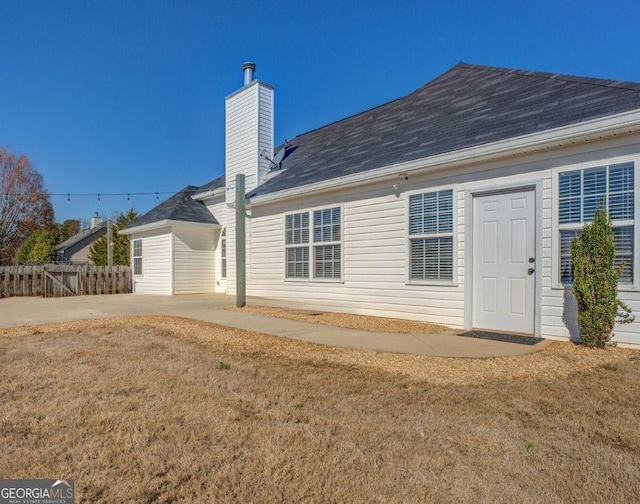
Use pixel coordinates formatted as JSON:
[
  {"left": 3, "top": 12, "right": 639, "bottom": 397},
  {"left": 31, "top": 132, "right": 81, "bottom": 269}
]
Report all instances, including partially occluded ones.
[
  {"left": 97, "top": 193, "right": 101, "bottom": 202},
  {"left": 0, "top": 191, "right": 175, "bottom": 198}
]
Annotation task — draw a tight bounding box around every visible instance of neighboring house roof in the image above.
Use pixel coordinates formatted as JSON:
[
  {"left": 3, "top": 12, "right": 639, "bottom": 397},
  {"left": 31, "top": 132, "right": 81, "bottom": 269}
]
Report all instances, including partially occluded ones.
[
  {"left": 124, "top": 185, "right": 220, "bottom": 230},
  {"left": 55, "top": 221, "right": 107, "bottom": 252},
  {"left": 249, "top": 62, "right": 640, "bottom": 197}
]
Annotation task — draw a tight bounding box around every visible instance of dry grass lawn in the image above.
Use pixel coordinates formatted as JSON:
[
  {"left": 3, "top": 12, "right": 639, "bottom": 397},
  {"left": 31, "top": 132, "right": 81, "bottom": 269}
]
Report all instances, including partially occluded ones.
[
  {"left": 1, "top": 316, "right": 640, "bottom": 503},
  {"left": 227, "top": 305, "right": 451, "bottom": 333}
]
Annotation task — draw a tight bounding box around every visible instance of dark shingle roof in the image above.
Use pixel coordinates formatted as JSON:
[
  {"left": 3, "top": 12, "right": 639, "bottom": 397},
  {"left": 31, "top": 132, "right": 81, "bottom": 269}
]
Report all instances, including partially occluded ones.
[
  {"left": 194, "top": 174, "right": 225, "bottom": 193},
  {"left": 250, "top": 62, "right": 640, "bottom": 197},
  {"left": 55, "top": 221, "right": 107, "bottom": 251},
  {"left": 124, "top": 185, "right": 219, "bottom": 230}
]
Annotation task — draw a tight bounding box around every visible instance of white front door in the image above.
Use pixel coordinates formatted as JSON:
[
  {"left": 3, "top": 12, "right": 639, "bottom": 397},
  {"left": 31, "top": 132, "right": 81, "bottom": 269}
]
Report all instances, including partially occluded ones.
[{"left": 472, "top": 189, "right": 536, "bottom": 334}]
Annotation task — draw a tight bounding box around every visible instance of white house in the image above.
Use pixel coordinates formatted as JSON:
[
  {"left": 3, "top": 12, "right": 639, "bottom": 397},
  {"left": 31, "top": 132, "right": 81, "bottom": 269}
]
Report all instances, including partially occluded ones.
[{"left": 121, "top": 62, "right": 640, "bottom": 346}]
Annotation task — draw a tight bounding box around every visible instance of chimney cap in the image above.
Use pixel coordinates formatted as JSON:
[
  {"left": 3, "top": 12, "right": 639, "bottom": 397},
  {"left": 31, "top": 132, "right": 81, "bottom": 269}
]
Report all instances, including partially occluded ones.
[{"left": 242, "top": 62, "right": 256, "bottom": 71}]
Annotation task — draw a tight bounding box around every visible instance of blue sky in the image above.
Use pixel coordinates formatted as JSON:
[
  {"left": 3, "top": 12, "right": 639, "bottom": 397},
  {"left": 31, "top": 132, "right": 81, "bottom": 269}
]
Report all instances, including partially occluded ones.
[{"left": 2, "top": 0, "right": 640, "bottom": 223}]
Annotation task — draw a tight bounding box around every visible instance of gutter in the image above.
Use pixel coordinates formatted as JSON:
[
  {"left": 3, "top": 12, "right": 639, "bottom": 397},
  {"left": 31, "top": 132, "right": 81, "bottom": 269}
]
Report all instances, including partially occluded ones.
[
  {"left": 249, "top": 108, "right": 640, "bottom": 205},
  {"left": 192, "top": 186, "right": 226, "bottom": 201},
  {"left": 119, "top": 219, "right": 221, "bottom": 235}
]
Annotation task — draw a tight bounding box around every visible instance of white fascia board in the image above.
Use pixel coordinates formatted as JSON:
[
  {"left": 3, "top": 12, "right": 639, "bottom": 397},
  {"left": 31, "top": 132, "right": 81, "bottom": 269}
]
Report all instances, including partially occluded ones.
[
  {"left": 119, "top": 219, "right": 220, "bottom": 235},
  {"left": 250, "top": 108, "right": 640, "bottom": 205},
  {"left": 169, "top": 220, "right": 221, "bottom": 229},
  {"left": 192, "top": 186, "right": 226, "bottom": 201}
]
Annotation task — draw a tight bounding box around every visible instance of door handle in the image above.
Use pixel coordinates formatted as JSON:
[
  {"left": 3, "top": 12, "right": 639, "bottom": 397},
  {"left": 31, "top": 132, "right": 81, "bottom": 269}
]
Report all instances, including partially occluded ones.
[{"left": 528, "top": 268, "right": 535, "bottom": 275}]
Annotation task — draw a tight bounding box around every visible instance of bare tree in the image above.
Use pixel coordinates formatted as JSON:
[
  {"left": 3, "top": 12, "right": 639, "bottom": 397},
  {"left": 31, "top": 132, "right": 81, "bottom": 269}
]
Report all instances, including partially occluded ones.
[{"left": 0, "top": 147, "right": 54, "bottom": 264}]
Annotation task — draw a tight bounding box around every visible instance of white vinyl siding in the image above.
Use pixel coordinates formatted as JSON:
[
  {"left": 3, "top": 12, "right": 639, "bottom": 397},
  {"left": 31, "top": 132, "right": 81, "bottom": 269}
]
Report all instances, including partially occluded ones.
[
  {"left": 242, "top": 133, "right": 640, "bottom": 345},
  {"left": 250, "top": 181, "right": 466, "bottom": 329},
  {"left": 558, "top": 162, "right": 635, "bottom": 284},
  {"left": 131, "top": 229, "right": 172, "bottom": 295},
  {"left": 258, "top": 85, "right": 275, "bottom": 182},
  {"left": 409, "top": 189, "right": 454, "bottom": 281},
  {"left": 225, "top": 81, "right": 274, "bottom": 203},
  {"left": 133, "top": 239, "right": 142, "bottom": 275},
  {"left": 205, "top": 198, "right": 229, "bottom": 293},
  {"left": 172, "top": 226, "right": 216, "bottom": 294}
]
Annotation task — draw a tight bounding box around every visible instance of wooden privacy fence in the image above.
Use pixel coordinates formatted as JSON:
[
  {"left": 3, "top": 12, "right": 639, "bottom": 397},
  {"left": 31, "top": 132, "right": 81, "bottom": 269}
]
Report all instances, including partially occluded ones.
[{"left": 0, "top": 265, "right": 132, "bottom": 298}]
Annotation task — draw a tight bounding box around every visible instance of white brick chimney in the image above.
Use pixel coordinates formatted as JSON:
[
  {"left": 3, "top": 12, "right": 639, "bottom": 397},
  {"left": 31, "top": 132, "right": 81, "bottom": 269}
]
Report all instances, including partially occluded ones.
[{"left": 225, "top": 62, "right": 274, "bottom": 204}]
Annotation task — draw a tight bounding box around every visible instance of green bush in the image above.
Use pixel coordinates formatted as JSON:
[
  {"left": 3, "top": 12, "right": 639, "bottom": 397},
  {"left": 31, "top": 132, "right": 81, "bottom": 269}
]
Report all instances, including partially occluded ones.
[
  {"left": 570, "top": 207, "right": 634, "bottom": 347},
  {"left": 16, "top": 229, "right": 59, "bottom": 264},
  {"left": 89, "top": 208, "right": 138, "bottom": 266}
]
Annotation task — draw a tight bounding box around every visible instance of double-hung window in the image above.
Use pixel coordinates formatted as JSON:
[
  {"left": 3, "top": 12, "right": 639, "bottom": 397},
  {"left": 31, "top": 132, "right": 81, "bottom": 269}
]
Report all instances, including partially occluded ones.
[
  {"left": 285, "top": 212, "right": 310, "bottom": 278},
  {"left": 558, "top": 162, "right": 635, "bottom": 284},
  {"left": 409, "top": 189, "right": 454, "bottom": 281},
  {"left": 132, "top": 239, "right": 142, "bottom": 275},
  {"left": 313, "top": 207, "right": 341, "bottom": 279},
  {"left": 285, "top": 206, "right": 342, "bottom": 280},
  {"left": 220, "top": 229, "right": 227, "bottom": 279}
]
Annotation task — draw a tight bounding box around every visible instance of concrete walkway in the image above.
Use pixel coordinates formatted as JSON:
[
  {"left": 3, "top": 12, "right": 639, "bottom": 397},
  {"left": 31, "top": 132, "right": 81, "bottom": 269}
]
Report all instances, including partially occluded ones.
[{"left": 0, "top": 294, "right": 550, "bottom": 358}]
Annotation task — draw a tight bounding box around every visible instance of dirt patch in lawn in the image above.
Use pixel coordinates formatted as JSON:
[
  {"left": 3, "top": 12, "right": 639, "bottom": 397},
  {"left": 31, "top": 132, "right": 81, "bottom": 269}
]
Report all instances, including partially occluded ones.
[
  {"left": 227, "top": 305, "right": 451, "bottom": 333},
  {"left": 1, "top": 317, "right": 640, "bottom": 502}
]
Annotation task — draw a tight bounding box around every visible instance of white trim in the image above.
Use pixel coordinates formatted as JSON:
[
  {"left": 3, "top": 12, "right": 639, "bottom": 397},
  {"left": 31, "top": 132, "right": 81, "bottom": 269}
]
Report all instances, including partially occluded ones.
[
  {"left": 404, "top": 184, "right": 458, "bottom": 286},
  {"left": 219, "top": 227, "right": 227, "bottom": 280},
  {"left": 551, "top": 155, "right": 639, "bottom": 290},
  {"left": 250, "top": 108, "right": 640, "bottom": 206},
  {"left": 132, "top": 238, "right": 143, "bottom": 277},
  {"left": 463, "top": 179, "right": 543, "bottom": 337},
  {"left": 192, "top": 186, "right": 226, "bottom": 201},
  {"left": 225, "top": 79, "right": 274, "bottom": 101},
  {"left": 283, "top": 203, "right": 345, "bottom": 282},
  {"left": 255, "top": 84, "right": 261, "bottom": 189},
  {"left": 120, "top": 219, "right": 221, "bottom": 235},
  {"left": 170, "top": 231, "right": 175, "bottom": 295}
]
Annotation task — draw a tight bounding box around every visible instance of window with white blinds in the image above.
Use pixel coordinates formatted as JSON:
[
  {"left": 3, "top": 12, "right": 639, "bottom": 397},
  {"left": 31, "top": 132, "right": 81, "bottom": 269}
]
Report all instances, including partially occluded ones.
[
  {"left": 409, "top": 189, "right": 454, "bottom": 281},
  {"left": 133, "top": 239, "right": 142, "bottom": 276},
  {"left": 558, "top": 162, "right": 635, "bottom": 284},
  {"left": 313, "top": 207, "right": 341, "bottom": 279},
  {"left": 284, "top": 207, "right": 342, "bottom": 280},
  {"left": 220, "top": 229, "right": 227, "bottom": 279},
  {"left": 285, "top": 212, "right": 310, "bottom": 278}
]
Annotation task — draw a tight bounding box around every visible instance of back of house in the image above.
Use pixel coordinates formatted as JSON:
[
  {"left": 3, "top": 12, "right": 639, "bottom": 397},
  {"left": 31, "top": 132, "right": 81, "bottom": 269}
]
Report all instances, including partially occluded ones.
[{"left": 121, "top": 62, "right": 640, "bottom": 347}]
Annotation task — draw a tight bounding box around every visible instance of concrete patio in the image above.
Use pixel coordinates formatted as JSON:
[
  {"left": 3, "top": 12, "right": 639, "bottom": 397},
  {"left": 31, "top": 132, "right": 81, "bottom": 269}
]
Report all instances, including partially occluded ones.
[{"left": 0, "top": 294, "right": 551, "bottom": 358}]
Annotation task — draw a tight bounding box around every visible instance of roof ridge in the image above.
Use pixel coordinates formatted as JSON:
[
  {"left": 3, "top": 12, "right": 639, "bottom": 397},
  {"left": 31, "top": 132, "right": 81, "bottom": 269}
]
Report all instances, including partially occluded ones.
[
  {"left": 456, "top": 62, "right": 640, "bottom": 92},
  {"left": 169, "top": 185, "right": 199, "bottom": 219}
]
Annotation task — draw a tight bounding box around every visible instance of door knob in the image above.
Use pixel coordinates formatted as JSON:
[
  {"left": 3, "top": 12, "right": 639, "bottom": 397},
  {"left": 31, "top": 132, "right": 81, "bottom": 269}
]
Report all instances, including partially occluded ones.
[
  {"left": 528, "top": 257, "right": 535, "bottom": 263},
  {"left": 528, "top": 268, "right": 535, "bottom": 275}
]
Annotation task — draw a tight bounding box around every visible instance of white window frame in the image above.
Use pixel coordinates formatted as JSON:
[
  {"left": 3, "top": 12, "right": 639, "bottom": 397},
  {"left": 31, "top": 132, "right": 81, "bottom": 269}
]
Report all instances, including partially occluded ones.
[
  {"left": 406, "top": 185, "right": 457, "bottom": 286},
  {"left": 284, "top": 211, "right": 310, "bottom": 280},
  {"left": 132, "top": 238, "right": 142, "bottom": 276},
  {"left": 284, "top": 204, "right": 344, "bottom": 283},
  {"left": 220, "top": 228, "right": 227, "bottom": 279},
  {"left": 552, "top": 156, "right": 639, "bottom": 290}
]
